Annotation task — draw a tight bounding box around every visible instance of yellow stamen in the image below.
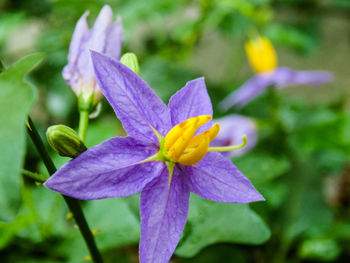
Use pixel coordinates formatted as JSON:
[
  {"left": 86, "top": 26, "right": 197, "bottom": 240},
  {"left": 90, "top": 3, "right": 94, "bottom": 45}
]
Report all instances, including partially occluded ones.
[
  {"left": 165, "top": 115, "right": 211, "bottom": 150},
  {"left": 164, "top": 118, "right": 197, "bottom": 150},
  {"left": 178, "top": 135, "right": 210, "bottom": 166},
  {"left": 245, "top": 36, "right": 277, "bottom": 73},
  {"left": 167, "top": 119, "right": 200, "bottom": 161},
  {"left": 187, "top": 123, "right": 220, "bottom": 148},
  {"left": 164, "top": 115, "right": 214, "bottom": 165}
]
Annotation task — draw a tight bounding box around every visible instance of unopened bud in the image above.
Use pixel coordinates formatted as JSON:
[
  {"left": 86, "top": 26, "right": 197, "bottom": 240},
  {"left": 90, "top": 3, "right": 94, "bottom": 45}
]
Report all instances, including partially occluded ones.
[
  {"left": 120, "top": 53, "right": 140, "bottom": 75},
  {"left": 46, "top": 125, "right": 87, "bottom": 158}
]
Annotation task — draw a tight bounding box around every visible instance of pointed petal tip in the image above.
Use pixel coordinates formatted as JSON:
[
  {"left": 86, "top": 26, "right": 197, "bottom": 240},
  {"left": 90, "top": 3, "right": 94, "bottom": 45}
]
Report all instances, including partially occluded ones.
[{"left": 98, "top": 4, "right": 113, "bottom": 19}]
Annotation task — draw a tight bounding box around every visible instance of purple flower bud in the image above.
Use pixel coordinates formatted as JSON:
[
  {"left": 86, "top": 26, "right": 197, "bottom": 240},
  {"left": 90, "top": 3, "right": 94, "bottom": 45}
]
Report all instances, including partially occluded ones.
[{"left": 62, "top": 5, "right": 123, "bottom": 105}]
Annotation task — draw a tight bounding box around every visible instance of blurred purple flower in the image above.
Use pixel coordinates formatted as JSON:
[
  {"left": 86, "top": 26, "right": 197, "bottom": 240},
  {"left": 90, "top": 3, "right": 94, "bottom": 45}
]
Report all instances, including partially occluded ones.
[
  {"left": 220, "top": 67, "right": 333, "bottom": 110},
  {"left": 212, "top": 115, "right": 257, "bottom": 157},
  {"left": 62, "top": 5, "right": 123, "bottom": 102},
  {"left": 45, "top": 51, "right": 264, "bottom": 263}
]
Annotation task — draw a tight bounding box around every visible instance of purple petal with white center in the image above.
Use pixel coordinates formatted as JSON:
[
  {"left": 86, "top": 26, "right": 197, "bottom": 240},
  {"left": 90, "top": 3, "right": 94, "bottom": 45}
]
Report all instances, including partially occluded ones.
[
  {"left": 91, "top": 51, "right": 171, "bottom": 143},
  {"left": 212, "top": 114, "right": 257, "bottom": 157},
  {"left": 184, "top": 152, "right": 264, "bottom": 203},
  {"left": 44, "top": 136, "right": 164, "bottom": 200},
  {"left": 139, "top": 167, "right": 190, "bottom": 263},
  {"left": 168, "top": 77, "right": 213, "bottom": 133},
  {"left": 104, "top": 17, "right": 123, "bottom": 60}
]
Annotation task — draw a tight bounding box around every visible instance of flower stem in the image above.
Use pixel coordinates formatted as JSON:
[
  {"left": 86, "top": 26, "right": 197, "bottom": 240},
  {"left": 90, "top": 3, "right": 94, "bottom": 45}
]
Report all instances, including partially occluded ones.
[
  {"left": 26, "top": 116, "right": 103, "bottom": 263},
  {"left": 78, "top": 110, "right": 89, "bottom": 143},
  {"left": 21, "top": 169, "right": 47, "bottom": 183}
]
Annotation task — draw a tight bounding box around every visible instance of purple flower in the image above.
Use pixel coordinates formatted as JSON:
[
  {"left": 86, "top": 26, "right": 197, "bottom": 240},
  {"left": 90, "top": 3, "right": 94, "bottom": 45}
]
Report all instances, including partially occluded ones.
[
  {"left": 44, "top": 51, "right": 264, "bottom": 263},
  {"left": 212, "top": 115, "right": 257, "bottom": 157},
  {"left": 220, "top": 36, "right": 333, "bottom": 110},
  {"left": 220, "top": 67, "right": 333, "bottom": 110},
  {"left": 62, "top": 5, "right": 123, "bottom": 102}
]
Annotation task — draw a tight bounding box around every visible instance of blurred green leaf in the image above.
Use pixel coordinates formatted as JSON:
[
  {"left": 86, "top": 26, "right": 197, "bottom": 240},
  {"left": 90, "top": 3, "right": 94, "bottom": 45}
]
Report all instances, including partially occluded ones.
[
  {"left": 298, "top": 238, "right": 341, "bottom": 262},
  {"left": 0, "top": 53, "right": 44, "bottom": 222},
  {"left": 265, "top": 23, "right": 317, "bottom": 54},
  {"left": 0, "top": 213, "right": 34, "bottom": 249},
  {"left": 175, "top": 194, "right": 270, "bottom": 257},
  {"left": 233, "top": 153, "right": 291, "bottom": 185},
  {"left": 0, "top": 12, "right": 25, "bottom": 47},
  {"left": 55, "top": 198, "right": 140, "bottom": 263}
]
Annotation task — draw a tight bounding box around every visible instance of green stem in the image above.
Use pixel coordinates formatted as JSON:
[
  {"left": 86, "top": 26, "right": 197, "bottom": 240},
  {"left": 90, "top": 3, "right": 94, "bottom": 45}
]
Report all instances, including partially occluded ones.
[
  {"left": 21, "top": 169, "right": 47, "bottom": 183},
  {"left": 26, "top": 116, "right": 103, "bottom": 263},
  {"left": 78, "top": 110, "right": 89, "bottom": 143}
]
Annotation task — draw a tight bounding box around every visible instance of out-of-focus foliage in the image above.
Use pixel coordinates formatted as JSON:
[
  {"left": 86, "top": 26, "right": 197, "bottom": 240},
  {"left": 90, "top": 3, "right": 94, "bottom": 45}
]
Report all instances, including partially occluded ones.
[
  {"left": 1, "top": 0, "right": 350, "bottom": 262},
  {"left": 0, "top": 54, "right": 43, "bottom": 222}
]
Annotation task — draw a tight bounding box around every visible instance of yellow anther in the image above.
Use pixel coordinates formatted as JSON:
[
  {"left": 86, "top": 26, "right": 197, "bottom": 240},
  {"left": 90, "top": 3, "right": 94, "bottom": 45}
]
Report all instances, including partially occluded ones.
[
  {"left": 187, "top": 123, "right": 220, "bottom": 148},
  {"left": 245, "top": 36, "right": 277, "bottom": 73},
  {"left": 164, "top": 118, "right": 196, "bottom": 150},
  {"left": 164, "top": 115, "right": 212, "bottom": 150},
  {"left": 167, "top": 120, "right": 199, "bottom": 161},
  {"left": 178, "top": 135, "right": 210, "bottom": 166},
  {"left": 164, "top": 115, "right": 216, "bottom": 165}
]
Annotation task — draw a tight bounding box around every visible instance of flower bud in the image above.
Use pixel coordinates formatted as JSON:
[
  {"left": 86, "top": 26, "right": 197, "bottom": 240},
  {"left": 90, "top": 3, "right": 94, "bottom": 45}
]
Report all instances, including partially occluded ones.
[
  {"left": 46, "top": 125, "right": 87, "bottom": 158},
  {"left": 120, "top": 53, "right": 140, "bottom": 75}
]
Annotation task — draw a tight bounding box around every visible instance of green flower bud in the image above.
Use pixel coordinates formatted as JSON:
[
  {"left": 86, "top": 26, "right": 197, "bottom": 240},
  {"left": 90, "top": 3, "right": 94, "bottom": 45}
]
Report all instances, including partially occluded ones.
[
  {"left": 120, "top": 53, "right": 140, "bottom": 75},
  {"left": 46, "top": 125, "right": 87, "bottom": 158}
]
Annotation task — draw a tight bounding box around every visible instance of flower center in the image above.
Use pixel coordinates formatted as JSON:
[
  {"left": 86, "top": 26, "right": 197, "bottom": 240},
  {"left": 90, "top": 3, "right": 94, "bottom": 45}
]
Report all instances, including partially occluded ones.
[
  {"left": 245, "top": 36, "right": 277, "bottom": 73},
  {"left": 163, "top": 115, "right": 219, "bottom": 166}
]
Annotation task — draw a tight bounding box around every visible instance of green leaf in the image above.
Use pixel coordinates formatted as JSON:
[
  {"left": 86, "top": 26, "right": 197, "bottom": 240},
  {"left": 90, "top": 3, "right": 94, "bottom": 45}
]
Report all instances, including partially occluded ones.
[
  {"left": 0, "top": 53, "right": 44, "bottom": 222},
  {"left": 55, "top": 198, "right": 140, "bottom": 262},
  {"left": 233, "top": 153, "right": 291, "bottom": 185},
  {"left": 175, "top": 194, "right": 270, "bottom": 258},
  {"left": 298, "top": 238, "right": 341, "bottom": 262}
]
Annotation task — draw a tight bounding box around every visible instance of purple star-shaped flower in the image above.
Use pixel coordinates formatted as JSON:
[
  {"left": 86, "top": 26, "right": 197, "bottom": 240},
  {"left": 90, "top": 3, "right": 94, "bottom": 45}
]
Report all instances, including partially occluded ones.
[
  {"left": 45, "top": 51, "right": 264, "bottom": 263},
  {"left": 220, "top": 67, "right": 333, "bottom": 110},
  {"left": 62, "top": 5, "right": 123, "bottom": 100}
]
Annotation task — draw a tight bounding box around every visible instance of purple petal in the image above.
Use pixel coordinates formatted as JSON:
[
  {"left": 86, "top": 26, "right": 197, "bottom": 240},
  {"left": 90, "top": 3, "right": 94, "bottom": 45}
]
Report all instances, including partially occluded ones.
[
  {"left": 168, "top": 77, "right": 213, "bottom": 133},
  {"left": 67, "top": 11, "right": 90, "bottom": 67},
  {"left": 76, "top": 5, "right": 114, "bottom": 79},
  {"left": 212, "top": 114, "right": 257, "bottom": 157},
  {"left": 44, "top": 137, "right": 164, "bottom": 200},
  {"left": 62, "top": 11, "right": 90, "bottom": 89},
  {"left": 220, "top": 67, "right": 333, "bottom": 110},
  {"left": 139, "top": 167, "right": 190, "bottom": 263},
  {"left": 184, "top": 152, "right": 264, "bottom": 203},
  {"left": 104, "top": 17, "right": 123, "bottom": 60},
  {"left": 273, "top": 67, "right": 333, "bottom": 88},
  {"left": 91, "top": 51, "right": 172, "bottom": 143},
  {"left": 88, "top": 5, "right": 113, "bottom": 52},
  {"left": 219, "top": 73, "right": 274, "bottom": 110}
]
